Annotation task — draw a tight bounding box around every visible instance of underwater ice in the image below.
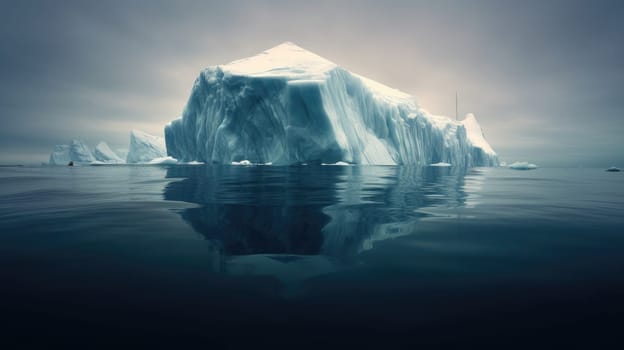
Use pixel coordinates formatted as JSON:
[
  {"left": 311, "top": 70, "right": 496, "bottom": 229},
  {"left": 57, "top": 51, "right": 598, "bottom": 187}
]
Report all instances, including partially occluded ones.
[{"left": 166, "top": 42, "right": 498, "bottom": 166}]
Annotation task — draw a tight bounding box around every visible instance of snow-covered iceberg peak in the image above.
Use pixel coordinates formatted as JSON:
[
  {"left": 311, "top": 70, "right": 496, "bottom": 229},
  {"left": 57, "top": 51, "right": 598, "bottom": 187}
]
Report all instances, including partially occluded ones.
[
  {"left": 221, "top": 41, "right": 337, "bottom": 80},
  {"left": 48, "top": 139, "right": 95, "bottom": 165},
  {"left": 94, "top": 141, "right": 124, "bottom": 163},
  {"left": 165, "top": 42, "right": 498, "bottom": 166},
  {"left": 126, "top": 130, "right": 167, "bottom": 163}
]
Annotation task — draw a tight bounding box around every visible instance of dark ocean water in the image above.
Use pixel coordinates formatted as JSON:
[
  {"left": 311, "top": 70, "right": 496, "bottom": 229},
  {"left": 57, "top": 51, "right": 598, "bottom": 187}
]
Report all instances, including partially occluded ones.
[{"left": 1, "top": 165, "right": 623, "bottom": 347}]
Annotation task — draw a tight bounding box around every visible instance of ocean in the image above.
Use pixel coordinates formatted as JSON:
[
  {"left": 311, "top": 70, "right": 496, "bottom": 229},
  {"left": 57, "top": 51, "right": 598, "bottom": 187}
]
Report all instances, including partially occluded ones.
[{"left": 1, "top": 165, "right": 623, "bottom": 347}]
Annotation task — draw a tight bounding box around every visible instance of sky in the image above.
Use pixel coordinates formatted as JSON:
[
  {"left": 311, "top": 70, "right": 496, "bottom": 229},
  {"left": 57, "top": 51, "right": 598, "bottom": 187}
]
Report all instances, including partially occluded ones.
[{"left": 1, "top": 0, "right": 623, "bottom": 166}]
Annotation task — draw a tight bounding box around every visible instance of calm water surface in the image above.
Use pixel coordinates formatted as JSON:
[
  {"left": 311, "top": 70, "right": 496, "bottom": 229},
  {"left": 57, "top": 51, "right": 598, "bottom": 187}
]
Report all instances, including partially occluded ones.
[{"left": 1, "top": 165, "right": 623, "bottom": 347}]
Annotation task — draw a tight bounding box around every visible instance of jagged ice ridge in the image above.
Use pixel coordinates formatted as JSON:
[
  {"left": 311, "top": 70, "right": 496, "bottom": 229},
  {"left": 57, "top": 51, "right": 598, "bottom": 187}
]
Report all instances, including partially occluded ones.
[{"left": 48, "top": 130, "right": 167, "bottom": 165}]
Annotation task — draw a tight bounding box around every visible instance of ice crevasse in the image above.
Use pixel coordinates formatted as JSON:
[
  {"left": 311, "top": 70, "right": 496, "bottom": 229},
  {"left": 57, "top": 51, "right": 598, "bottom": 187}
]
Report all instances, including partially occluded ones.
[{"left": 165, "top": 42, "right": 498, "bottom": 166}]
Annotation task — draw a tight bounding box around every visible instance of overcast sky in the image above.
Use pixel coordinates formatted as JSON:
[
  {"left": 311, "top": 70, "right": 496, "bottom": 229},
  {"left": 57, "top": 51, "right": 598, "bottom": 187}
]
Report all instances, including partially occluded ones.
[{"left": 1, "top": 0, "right": 622, "bottom": 166}]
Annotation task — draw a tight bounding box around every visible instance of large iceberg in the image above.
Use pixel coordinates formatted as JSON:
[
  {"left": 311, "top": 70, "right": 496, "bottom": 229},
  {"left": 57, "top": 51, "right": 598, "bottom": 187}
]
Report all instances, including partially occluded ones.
[
  {"left": 94, "top": 141, "right": 124, "bottom": 163},
  {"left": 165, "top": 42, "right": 498, "bottom": 166},
  {"left": 126, "top": 130, "right": 167, "bottom": 163},
  {"left": 48, "top": 139, "right": 95, "bottom": 165}
]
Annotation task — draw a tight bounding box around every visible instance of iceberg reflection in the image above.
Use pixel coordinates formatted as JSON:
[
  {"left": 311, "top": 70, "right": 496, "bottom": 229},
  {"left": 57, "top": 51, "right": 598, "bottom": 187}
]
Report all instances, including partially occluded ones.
[{"left": 164, "top": 165, "right": 478, "bottom": 259}]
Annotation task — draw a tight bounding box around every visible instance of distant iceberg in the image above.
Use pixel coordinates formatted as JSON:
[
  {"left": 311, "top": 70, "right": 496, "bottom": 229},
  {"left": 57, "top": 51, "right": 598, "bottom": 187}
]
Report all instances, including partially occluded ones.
[
  {"left": 48, "top": 131, "right": 171, "bottom": 165},
  {"left": 48, "top": 140, "right": 95, "bottom": 165},
  {"left": 321, "top": 161, "right": 351, "bottom": 166},
  {"left": 509, "top": 161, "right": 537, "bottom": 170},
  {"left": 165, "top": 42, "right": 498, "bottom": 167},
  {"left": 147, "top": 156, "right": 178, "bottom": 165},
  {"left": 94, "top": 142, "right": 124, "bottom": 163},
  {"left": 231, "top": 160, "right": 252, "bottom": 166},
  {"left": 126, "top": 130, "right": 167, "bottom": 164},
  {"left": 49, "top": 145, "right": 71, "bottom": 165}
]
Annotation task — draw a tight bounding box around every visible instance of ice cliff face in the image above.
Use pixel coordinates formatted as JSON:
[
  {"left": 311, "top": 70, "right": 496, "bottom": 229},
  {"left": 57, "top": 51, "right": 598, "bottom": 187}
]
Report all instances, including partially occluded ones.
[
  {"left": 165, "top": 42, "right": 498, "bottom": 166},
  {"left": 94, "top": 142, "right": 124, "bottom": 163},
  {"left": 48, "top": 139, "right": 95, "bottom": 165},
  {"left": 126, "top": 130, "right": 167, "bottom": 163}
]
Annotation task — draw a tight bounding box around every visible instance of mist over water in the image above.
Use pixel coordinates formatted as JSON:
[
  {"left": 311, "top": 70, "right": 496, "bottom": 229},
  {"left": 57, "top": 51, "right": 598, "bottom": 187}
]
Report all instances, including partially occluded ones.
[{"left": 1, "top": 165, "right": 623, "bottom": 346}]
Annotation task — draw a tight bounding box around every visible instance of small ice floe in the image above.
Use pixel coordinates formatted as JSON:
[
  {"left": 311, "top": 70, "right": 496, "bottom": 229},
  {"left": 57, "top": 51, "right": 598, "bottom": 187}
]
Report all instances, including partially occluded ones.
[
  {"left": 321, "top": 161, "right": 351, "bottom": 166},
  {"left": 90, "top": 160, "right": 125, "bottom": 166},
  {"left": 509, "top": 161, "right": 537, "bottom": 170},
  {"left": 606, "top": 166, "right": 621, "bottom": 172},
  {"left": 183, "top": 161, "right": 205, "bottom": 165},
  {"left": 231, "top": 160, "right": 252, "bottom": 166},
  {"left": 429, "top": 162, "right": 451, "bottom": 167},
  {"left": 147, "top": 156, "right": 178, "bottom": 165}
]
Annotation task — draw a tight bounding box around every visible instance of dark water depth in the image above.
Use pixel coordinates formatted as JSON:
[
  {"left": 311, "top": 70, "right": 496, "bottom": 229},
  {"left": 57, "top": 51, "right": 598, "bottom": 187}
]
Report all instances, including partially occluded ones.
[{"left": 1, "top": 165, "right": 623, "bottom": 347}]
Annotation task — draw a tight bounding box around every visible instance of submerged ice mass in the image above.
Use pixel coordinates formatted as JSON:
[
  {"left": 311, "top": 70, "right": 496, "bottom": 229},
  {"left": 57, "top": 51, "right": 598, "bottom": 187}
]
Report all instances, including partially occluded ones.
[{"left": 166, "top": 42, "right": 498, "bottom": 166}]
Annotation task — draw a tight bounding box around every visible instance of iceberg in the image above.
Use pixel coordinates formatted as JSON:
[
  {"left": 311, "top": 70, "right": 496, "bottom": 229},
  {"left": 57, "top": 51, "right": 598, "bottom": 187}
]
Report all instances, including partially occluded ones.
[
  {"left": 321, "top": 161, "right": 352, "bottom": 166},
  {"left": 165, "top": 42, "right": 498, "bottom": 166},
  {"left": 147, "top": 156, "right": 178, "bottom": 165},
  {"left": 94, "top": 141, "right": 124, "bottom": 163},
  {"left": 509, "top": 161, "right": 537, "bottom": 170},
  {"left": 231, "top": 160, "right": 252, "bottom": 166},
  {"left": 49, "top": 145, "right": 71, "bottom": 165},
  {"left": 126, "top": 130, "right": 167, "bottom": 163},
  {"left": 48, "top": 139, "right": 95, "bottom": 165}
]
